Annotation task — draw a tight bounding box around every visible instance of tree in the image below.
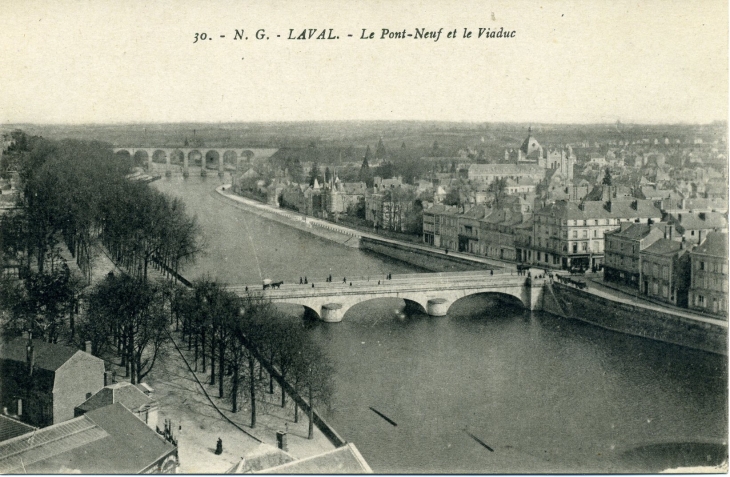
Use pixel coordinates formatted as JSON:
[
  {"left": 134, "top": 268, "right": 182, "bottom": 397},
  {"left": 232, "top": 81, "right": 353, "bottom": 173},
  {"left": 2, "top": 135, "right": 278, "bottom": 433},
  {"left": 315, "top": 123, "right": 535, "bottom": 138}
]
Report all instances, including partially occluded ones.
[
  {"left": 359, "top": 150, "right": 373, "bottom": 187},
  {"left": 602, "top": 168, "right": 613, "bottom": 186},
  {"left": 293, "top": 340, "right": 334, "bottom": 439},
  {"left": 375, "top": 137, "right": 387, "bottom": 159},
  {"left": 86, "top": 273, "right": 168, "bottom": 384}
]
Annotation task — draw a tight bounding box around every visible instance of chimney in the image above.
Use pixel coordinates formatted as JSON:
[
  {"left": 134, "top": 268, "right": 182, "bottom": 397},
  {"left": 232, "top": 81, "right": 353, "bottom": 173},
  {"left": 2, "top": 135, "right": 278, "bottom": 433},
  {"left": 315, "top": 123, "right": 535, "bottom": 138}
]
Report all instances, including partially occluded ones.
[
  {"left": 26, "top": 343, "right": 34, "bottom": 377},
  {"left": 664, "top": 223, "right": 674, "bottom": 240},
  {"left": 104, "top": 370, "right": 114, "bottom": 387},
  {"left": 85, "top": 341, "right": 92, "bottom": 354}
]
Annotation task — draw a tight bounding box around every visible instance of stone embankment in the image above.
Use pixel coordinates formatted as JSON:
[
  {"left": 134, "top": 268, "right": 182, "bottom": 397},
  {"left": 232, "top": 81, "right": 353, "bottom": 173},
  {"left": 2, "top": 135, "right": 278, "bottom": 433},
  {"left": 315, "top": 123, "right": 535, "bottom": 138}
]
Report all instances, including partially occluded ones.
[{"left": 544, "top": 281, "right": 727, "bottom": 355}]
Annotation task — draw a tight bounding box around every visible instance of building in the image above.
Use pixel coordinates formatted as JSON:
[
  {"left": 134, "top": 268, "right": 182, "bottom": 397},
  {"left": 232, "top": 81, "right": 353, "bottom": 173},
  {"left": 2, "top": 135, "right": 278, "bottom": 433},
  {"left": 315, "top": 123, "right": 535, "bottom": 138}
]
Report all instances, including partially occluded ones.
[
  {"left": 688, "top": 231, "right": 728, "bottom": 315},
  {"left": 0, "top": 338, "right": 105, "bottom": 428},
  {"left": 468, "top": 163, "right": 545, "bottom": 186},
  {"left": 667, "top": 212, "right": 728, "bottom": 245},
  {"left": 603, "top": 222, "right": 668, "bottom": 288},
  {"left": 639, "top": 239, "right": 691, "bottom": 307},
  {"left": 75, "top": 382, "right": 159, "bottom": 431},
  {"left": 530, "top": 199, "right": 662, "bottom": 270},
  {"left": 0, "top": 403, "right": 178, "bottom": 473}
]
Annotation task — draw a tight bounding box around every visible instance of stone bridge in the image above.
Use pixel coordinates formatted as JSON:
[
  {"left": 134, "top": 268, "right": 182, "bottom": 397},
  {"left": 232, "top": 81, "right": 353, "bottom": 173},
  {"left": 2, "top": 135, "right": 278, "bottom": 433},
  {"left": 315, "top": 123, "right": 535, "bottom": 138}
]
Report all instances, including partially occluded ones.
[
  {"left": 112, "top": 147, "right": 278, "bottom": 177},
  {"left": 226, "top": 271, "right": 545, "bottom": 322}
]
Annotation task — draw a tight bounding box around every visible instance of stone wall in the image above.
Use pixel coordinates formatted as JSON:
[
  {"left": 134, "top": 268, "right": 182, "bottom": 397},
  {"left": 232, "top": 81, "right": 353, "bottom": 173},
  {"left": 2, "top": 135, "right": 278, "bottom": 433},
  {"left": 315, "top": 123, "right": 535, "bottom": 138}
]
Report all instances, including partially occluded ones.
[
  {"left": 550, "top": 283, "right": 727, "bottom": 355},
  {"left": 360, "top": 237, "right": 490, "bottom": 272}
]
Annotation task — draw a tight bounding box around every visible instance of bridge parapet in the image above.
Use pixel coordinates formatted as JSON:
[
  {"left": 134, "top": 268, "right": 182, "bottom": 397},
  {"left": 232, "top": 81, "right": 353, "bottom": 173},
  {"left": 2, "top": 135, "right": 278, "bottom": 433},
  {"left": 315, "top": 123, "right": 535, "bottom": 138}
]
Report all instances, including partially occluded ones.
[{"left": 226, "top": 272, "right": 539, "bottom": 321}]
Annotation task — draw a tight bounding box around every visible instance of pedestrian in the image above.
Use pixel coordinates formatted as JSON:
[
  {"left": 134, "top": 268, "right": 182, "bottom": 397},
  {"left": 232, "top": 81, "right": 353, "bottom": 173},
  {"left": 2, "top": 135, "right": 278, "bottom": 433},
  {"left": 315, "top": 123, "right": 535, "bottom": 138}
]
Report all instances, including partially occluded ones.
[
  {"left": 343, "top": 277, "right": 347, "bottom": 283},
  {"left": 304, "top": 277, "right": 308, "bottom": 284},
  {"left": 215, "top": 438, "right": 223, "bottom": 455},
  {"left": 245, "top": 286, "right": 248, "bottom": 292},
  {"left": 350, "top": 282, "right": 352, "bottom": 286},
  {"left": 445, "top": 248, "right": 448, "bottom": 254},
  {"left": 490, "top": 270, "right": 493, "bottom": 276},
  {"left": 312, "top": 283, "right": 315, "bottom": 288},
  {"left": 300, "top": 277, "right": 303, "bottom": 284},
  {"left": 378, "top": 280, "right": 380, "bottom": 285}
]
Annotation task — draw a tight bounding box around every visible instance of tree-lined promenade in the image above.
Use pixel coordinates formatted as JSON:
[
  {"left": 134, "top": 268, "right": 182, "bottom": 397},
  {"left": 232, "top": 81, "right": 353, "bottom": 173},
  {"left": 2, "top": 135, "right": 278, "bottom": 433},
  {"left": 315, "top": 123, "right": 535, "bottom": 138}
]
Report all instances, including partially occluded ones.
[{"left": 0, "top": 132, "right": 334, "bottom": 439}]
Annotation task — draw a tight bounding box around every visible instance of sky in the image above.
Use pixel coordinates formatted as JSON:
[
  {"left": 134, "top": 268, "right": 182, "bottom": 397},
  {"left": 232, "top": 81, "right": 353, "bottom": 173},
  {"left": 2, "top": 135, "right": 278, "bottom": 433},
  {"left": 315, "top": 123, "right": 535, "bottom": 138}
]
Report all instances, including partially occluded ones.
[{"left": 0, "top": 0, "right": 727, "bottom": 125}]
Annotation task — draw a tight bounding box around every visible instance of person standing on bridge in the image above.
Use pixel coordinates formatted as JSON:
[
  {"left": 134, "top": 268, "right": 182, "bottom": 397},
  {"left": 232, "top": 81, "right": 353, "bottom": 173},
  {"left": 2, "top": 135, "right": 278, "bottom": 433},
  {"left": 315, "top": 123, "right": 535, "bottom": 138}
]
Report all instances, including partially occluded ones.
[
  {"left": 300, "top": 277, "right": 303, "bottom": 285},
  {"left": 343, "top": 277, "right": 347, "bottom": 283}
]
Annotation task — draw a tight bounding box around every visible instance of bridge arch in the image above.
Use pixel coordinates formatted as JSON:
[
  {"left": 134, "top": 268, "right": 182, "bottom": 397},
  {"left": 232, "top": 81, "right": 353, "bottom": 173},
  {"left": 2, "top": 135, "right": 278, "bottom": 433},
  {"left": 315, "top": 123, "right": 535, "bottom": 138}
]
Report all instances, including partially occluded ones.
[
  {"left": 152, "top": 149, "right": 167, "bottom": 164},
  {"left": 241, "top": 150, "right": 255, "bottom": 161},
  {"left": 446, "top": 291, "right": 525, "bottom": 316},
  {"left": 169, "top": 149, "right": 184, "bottom": 165},
  {"left": 205, "top": 150, "right": 220, "bottom": 169},
  {"left": 133, "top": 150, "right": 149, "bottom": 167},
  {"left": 188, "top": 149, "right": 203, "bottom": 167},
  {"left": 114, "top": 149, "right": 132, "bottom": 158},
  {"left": 223, "top": 150, "right": 238, "bottom": 169}
]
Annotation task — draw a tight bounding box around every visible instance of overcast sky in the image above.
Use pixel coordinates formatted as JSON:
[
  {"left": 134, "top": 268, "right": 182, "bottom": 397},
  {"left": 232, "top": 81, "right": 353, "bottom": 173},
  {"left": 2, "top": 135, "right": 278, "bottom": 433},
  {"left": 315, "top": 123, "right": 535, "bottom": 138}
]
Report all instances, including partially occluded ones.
[{"left": 1, "top": 0, "right": 727, "bottom": 124}]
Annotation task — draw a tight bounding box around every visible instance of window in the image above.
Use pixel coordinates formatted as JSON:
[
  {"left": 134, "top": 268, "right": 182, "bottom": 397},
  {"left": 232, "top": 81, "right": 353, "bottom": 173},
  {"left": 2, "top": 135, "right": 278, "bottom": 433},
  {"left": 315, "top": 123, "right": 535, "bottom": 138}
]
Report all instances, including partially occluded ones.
[
  {"left": 594, "top": 230, "right": 597, "bottom": 238},
  {"left": 700, "top": 261, "right": 705, "bottom": 271},
  {"left": 582, "top": 242, "right": 588, "bottom": 251},
  {"left": 652, "top": 282, "right": 659, "bottom": 295},
  {"left": 582, "top": 230, "right": 588, "bottom": 239},
  {"left": 652, "top": 264, "right": 659, "bottom": 277},
  {"left": 662, "top": 285, "right": 668, "bottom": 298},
  {"left": 662, "top": 266, "right": 669, "bottom": 280}
]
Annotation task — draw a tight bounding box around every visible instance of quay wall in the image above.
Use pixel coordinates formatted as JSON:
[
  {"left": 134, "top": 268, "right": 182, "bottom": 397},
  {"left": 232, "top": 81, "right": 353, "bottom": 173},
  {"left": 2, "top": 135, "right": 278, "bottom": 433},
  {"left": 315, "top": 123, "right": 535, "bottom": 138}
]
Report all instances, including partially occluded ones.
[
  {"left": 549, "top": 282, "right": 727, "bottom": 355},
  {"left": 359, "top": 237, "right": 490, "bottom": 272},
  {"left": 213, "top": 191, "right": 361, "bottom": 248}
]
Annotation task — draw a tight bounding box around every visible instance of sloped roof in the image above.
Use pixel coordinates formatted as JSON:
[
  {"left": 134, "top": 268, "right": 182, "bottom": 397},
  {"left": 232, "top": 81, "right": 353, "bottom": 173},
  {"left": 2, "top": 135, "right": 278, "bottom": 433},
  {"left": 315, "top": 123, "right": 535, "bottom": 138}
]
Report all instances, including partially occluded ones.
[
  {"left": 0, "top": 338, "right": 80, "bottom": 372},
  {"left": 671, "top": 212, "right": 727, "bottom": 232},
  {"left": 607, "top": 223, "right": 655, "bottom": 240},
  {"left": 76, "top": 382, "right": 156, "bottom": 414},
  {"left": 254, "top": 443, "right": 372, "bottom": 474},
  {"left": 694, "top": 231, "right": 728, "bottom": 258},
  {"left": 0, "top": 403, "right": 175, "bottom": 474},
  {"left": 0, "top": 415, "right": 35, "bottom": 443},
  {"left": 468, "top": 164, "right": 544, "bottom": 176},
  {"left": 536, "top": 200, "right": 661, "bottom": 220},
  {"left": 642, "top": 238, "right": 684, "bottom": 256}
]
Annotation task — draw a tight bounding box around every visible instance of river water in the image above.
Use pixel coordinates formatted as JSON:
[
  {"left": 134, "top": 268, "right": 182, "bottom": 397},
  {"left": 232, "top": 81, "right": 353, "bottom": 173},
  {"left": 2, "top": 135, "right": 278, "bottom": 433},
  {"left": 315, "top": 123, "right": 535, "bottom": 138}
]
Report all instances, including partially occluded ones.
[{"left": 153, "top": 175, "right": 727, "bottom": 473}]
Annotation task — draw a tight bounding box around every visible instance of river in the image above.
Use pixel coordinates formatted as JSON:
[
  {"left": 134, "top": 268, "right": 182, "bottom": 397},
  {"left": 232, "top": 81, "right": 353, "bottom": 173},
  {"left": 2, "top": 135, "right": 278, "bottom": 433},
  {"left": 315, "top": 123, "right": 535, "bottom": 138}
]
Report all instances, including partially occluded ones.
[{"left": 153, "top": 175, "right": 727, "bottom": 473}]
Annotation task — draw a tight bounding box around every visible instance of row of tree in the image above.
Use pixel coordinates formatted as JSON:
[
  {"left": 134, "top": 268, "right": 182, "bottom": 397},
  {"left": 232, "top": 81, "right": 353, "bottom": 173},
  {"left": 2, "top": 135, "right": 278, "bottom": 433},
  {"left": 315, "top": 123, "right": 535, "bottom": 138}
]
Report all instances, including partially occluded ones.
[{"left": 165, "top": 278, "right": 333, "bottom": 439}]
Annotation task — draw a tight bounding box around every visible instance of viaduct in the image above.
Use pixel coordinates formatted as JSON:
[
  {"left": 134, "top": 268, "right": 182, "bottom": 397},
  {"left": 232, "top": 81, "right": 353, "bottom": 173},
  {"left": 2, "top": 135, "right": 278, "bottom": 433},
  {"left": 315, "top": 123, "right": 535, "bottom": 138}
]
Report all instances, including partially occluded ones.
[{"left": 113, "top": 147, "right": 278, "bottom": 177}]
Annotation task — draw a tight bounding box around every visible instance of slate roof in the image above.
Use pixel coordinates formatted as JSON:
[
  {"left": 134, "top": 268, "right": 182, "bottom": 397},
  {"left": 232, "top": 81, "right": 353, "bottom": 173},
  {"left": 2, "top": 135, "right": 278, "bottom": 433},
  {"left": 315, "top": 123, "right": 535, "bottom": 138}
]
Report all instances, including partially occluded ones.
[
  {"left": 607, "top": 223, "right": 657, "bottom": 240},
  {"left": 671, "top": 212, "right": 727, "bottom": 232},
  {"left": 0, "top": 338, "right": 79, "bottom": 372},
  {"left": 694, "top": 232, "right": 728, "bottom": 258},
  {"left": 0, "top": 415, "right": 36, "bottom": 443},
  {"left": 642, "top": 238, "right": 684, "bottom": 256},
  {"left": 76, "top": 382, "right": 156, "bottom": 414},
  {"left": 254, "top": 443, "right": 372, "bottom": 474},
  {"left": 468, "top": 164, "right": 544, "bottom": 176},
  {"left": 535, "top": 200, "right": 661, "bottom": 220},
  {"left": 0, "top": 403, "right": 175, "bottom": 474}
]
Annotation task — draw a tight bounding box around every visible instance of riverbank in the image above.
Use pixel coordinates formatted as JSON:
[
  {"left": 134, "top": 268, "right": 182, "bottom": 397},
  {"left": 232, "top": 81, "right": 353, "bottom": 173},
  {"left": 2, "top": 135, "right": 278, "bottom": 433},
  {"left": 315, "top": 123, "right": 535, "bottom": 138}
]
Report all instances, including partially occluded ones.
[
  {"left": 215, "top": 186, "right": 512, "bottom": 270},
  {"left": 544, "top": 281, "right": 728, "bottom": 355}
]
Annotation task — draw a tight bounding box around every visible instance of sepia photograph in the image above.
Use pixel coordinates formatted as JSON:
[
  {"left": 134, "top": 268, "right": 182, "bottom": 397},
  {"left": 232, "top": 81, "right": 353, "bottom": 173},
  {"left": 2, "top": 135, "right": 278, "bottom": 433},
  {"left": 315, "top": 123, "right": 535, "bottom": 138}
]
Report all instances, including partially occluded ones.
[{"left": 0, "top": 0, "right": 727, "bottom": 473}]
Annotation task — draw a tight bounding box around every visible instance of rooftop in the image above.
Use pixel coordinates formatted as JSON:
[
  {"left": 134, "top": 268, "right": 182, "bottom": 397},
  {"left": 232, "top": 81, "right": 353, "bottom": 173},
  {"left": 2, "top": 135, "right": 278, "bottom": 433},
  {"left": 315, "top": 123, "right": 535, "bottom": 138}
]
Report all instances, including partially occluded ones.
[
  {"left": 76, "top": 382, "right": 156, "bottom": 414},
  {"left": 0, "top": 403, "right": 175, "bottom": 474},
  {"left": 694, "top": 231, "right": 728, "bottom": 258},
  {"left": 0, "top": 338, "right": 82, "bottom": 372}
]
